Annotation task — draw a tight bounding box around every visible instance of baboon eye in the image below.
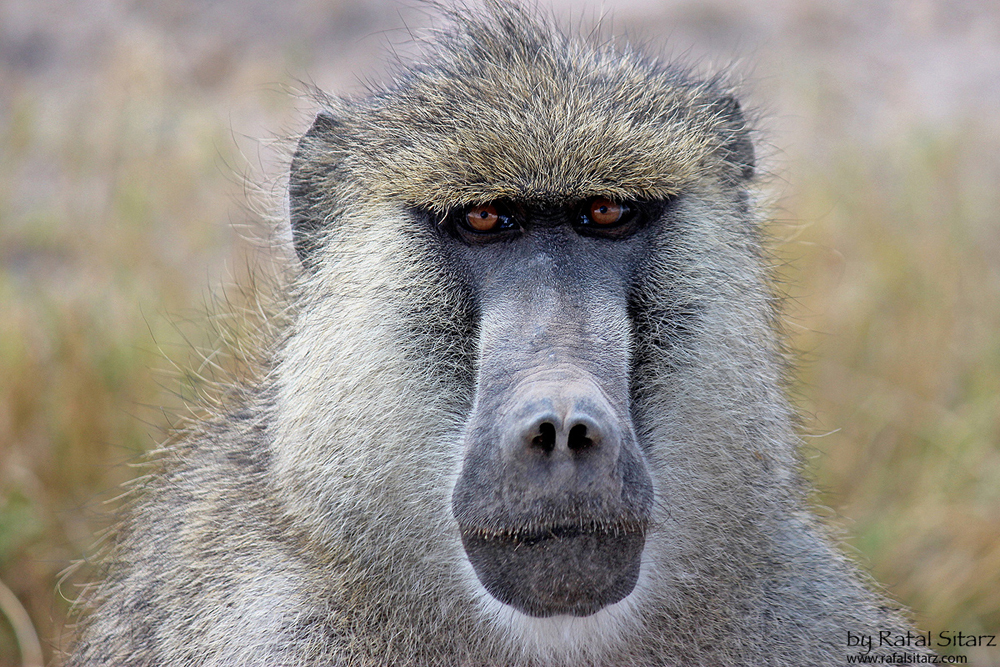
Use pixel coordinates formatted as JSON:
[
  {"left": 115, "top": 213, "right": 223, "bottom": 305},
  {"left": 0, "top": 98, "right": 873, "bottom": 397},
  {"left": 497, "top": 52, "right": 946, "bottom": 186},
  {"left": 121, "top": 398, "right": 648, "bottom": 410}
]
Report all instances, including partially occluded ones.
[
  {"left": 572, "top": 196, "right": 654, "bottom": 239},
  {"left": 466, "top": 204, "right": 501, "bottom": 232},
  {"left": 587, "top": 198, "right": 625, "bottom": 226},
  {"left": 453, "top": 203, "right": 517, "bottom": 239}
]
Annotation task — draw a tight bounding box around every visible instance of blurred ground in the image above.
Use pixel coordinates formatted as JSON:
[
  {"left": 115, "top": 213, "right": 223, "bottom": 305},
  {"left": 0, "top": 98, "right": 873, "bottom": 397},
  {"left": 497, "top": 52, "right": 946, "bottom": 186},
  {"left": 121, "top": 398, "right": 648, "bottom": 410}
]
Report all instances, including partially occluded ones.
[{"left": 1, "top": 0, "right": 998, "bottom": 665}]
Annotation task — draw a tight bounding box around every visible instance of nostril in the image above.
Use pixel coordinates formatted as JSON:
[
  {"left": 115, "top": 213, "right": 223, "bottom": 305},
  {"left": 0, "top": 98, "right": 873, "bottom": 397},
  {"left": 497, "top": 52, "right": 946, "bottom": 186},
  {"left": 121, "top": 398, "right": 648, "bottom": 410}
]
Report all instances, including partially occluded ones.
[
  {"left": 532, "top": 422, "right": 556, "bottom": 453},
  {"left": 568, "top": 423, "right": 593, "bottom": 451}
]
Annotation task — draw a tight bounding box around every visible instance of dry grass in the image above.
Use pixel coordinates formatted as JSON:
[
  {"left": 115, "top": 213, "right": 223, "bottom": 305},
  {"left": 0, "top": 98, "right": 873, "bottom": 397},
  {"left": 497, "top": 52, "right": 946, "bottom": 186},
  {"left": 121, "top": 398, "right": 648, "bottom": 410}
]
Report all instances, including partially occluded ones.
[
  {"left": 0, "top": 1, "right": 997, "bottom": 665},
  {"left": 783, "top": 127, "right": 1000, "bottom": 664}
]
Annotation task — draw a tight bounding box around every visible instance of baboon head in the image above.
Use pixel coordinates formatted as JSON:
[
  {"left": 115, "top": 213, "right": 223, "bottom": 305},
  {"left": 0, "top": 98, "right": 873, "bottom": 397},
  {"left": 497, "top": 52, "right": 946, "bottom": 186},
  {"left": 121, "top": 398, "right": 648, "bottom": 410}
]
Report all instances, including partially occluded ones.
[{"left": 283, "top": 0, "right": 757, "bottom": 628}]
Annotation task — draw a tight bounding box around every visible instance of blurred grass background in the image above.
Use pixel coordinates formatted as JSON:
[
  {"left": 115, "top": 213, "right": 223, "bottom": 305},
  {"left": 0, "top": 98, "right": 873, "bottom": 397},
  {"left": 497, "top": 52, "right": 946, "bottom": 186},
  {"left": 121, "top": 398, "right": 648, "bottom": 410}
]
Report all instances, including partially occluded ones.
[{"left": 0, "top": 0, "right": 998, "bottom": 665}]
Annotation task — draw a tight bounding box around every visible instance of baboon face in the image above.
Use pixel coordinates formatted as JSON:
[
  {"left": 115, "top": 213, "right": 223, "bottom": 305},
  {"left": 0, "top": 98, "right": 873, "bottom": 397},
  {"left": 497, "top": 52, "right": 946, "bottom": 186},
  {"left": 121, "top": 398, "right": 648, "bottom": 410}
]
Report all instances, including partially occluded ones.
[
  {"left": 442, "top": 199, "right": 662, "bottom": 617},
  {"left": 288, "top": 5, "right": 753, "bottom": 623}
]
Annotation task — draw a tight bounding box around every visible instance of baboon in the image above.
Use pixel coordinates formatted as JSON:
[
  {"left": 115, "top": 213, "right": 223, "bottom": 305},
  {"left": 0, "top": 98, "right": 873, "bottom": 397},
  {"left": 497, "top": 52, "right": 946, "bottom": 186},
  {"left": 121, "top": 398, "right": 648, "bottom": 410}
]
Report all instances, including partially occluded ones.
[{"left": 68, "top": 2, "right": 928, "bottom": 665}]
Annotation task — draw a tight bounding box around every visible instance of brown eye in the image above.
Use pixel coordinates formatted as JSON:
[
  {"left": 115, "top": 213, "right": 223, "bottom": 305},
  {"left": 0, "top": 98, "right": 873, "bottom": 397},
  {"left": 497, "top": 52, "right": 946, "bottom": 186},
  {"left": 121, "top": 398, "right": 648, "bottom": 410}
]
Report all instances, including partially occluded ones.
[
  {"left": 466, "top": 205, "right": 500, "bottom": 232},
  {"left": 588, "top": 198, "right": 624, "bottom": 225}
]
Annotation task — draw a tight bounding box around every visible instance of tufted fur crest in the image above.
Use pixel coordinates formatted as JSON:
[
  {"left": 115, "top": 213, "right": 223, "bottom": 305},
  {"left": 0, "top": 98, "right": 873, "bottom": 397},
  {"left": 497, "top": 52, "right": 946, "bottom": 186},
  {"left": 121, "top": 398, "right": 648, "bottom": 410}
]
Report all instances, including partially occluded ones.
[{"left": 292, "top": 1, "right": 752, "bottom": 227}]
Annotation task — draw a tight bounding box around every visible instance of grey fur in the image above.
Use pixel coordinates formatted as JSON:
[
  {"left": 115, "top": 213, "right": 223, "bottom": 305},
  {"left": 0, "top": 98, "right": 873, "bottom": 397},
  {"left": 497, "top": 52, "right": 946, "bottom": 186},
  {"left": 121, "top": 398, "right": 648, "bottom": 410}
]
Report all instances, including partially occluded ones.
[{"left": 67, "top": 2, "right": 926, "bottom": 665}]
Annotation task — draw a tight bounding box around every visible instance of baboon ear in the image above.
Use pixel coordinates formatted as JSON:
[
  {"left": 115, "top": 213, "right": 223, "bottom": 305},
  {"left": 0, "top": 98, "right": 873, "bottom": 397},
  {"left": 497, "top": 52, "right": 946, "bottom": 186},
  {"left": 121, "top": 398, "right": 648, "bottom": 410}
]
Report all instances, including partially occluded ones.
[
  {"left": 714, "top": 96, "right": 755, "bottom": 181},
  {"left": 289, "top": 111, "right": 344, "bottom": 270}
]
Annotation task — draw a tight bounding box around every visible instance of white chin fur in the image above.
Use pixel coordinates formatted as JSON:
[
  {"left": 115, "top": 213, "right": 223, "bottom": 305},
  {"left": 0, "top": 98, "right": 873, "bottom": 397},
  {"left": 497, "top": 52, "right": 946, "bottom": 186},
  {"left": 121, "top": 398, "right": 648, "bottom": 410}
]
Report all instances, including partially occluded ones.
[{"left": 459, "top": 552, "right": 649, "bottom": 664}]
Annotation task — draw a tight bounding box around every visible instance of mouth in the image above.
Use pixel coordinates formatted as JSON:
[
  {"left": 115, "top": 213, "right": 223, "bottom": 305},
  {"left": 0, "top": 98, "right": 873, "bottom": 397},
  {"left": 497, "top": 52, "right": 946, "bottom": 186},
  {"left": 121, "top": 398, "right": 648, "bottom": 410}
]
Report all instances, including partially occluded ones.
[{"left": 459, "top": 521, "right": 646, "bottom": 617}]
